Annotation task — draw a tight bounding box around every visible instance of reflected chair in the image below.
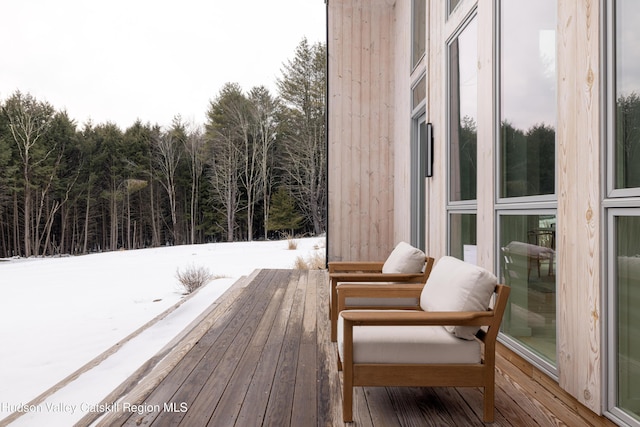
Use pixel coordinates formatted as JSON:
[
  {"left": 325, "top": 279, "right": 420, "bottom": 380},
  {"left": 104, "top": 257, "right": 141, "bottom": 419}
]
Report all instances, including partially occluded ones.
[
  {"left": 328, "top": 242, "right": 435, "bottom": 342},
  {"left": 528, "top": 228, "right": 556, "bottom": 276},
  {"left": 337, "top": 256, "right": 510, "bottom": 423}
]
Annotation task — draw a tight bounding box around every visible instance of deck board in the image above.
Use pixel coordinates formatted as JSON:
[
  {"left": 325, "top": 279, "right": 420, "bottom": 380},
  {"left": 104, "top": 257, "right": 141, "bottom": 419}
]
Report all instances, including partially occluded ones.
[{"left": 94, "top": 269, "right": 609, "bottom": 427}]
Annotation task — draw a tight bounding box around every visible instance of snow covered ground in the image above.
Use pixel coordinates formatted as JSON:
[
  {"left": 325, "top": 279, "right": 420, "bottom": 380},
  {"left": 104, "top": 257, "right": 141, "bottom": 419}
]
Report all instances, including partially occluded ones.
[{"left": 0, "top": 237, "right": 325, "bottom": 426}]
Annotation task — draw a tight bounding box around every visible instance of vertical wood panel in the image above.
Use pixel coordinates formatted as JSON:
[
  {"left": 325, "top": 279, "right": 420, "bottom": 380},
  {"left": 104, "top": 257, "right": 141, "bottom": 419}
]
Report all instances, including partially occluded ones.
[
  {"left": 382, "top": 0, "right": 395, "bottom": 260},
  {"left": 349, "top": 2, "right": 363, "bottom": 258},
  {"left": 576, "top": 0, "right": 601, "bottom": 411},
  {"left": 392, "top": 0, "right": 411, "bottom": 243},
  {"left": 370, "top": 4, "right": 382, "bottom": 253},
  {"left": 425, "top": 0, "right": 448, "bottom": 259},
  {"left": 476, "top": 1, "right": 496, "bottom": 271},
  {"left": 557, "top": 0, "right": 579, "bottom": 404},
  {"left": 328, "top": 0, "right": 396, "bottom": 262},
  {"left": 557, "top": 0, "right": 602, "bottom": 413},
  {"left": 342, "top": 1, "right": 354, "bottom": 261},
  {"left": 361, "top": 4, "right": 372, "bottom": 258},
  {"left": 328, "top": 0, "right": 344, "bottom": 261}
]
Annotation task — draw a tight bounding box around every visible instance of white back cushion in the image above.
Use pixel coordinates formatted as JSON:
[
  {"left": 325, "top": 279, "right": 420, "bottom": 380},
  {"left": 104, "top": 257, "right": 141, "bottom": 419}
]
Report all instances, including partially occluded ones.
[
  {"left": 420, "top": 256, "right": 497, "bottom": 340},
  {"left": 382, "top": 241, "right": 426, "bottom": 274}
]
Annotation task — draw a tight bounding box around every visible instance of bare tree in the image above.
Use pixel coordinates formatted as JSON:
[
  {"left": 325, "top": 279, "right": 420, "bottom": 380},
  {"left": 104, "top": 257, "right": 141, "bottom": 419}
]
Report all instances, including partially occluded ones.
[
  {"left": 210, "top": 131, "right": 240, "bottom": 241},
  {"left": 206, "top": 83, "right": 247, "bottom": 242},
  {"left": 152, "top": 125, "right": 183, "bottom": 244},
  {"left": 183, "top": 123, "right": 207, "bottom": 244},
  {"left": 3, "top": 91, "right": 55, "bottom": 256},
  {"left": 277, "top": 40, "right": 327, "bottom": 235},
  {"left": 248, "top": 86, "right": 278, "bottom": 239}
]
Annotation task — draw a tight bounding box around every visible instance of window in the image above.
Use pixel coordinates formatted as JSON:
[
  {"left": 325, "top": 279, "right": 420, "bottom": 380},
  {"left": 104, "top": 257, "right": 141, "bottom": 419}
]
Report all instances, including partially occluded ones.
[
  {"left": 448, "top": 0, "right": 462, "bottom": 16},
  {"left": 449, "top": 16, "right": 477, "bottom": 203},
  {"left": 497, "top": 0, "right": 557, "bottom": 372},
  {"left": 499, "top": 0, "right": 556, "bottom": 200},
  {"left": 447, "top": 14, "right": 477, "bottom": 261},
  {"left": 411, "top": 0, "right": 427, "bottom": 251},
  {"left": 607, "top": 2, "right": 640, "bottom": 424},
  {"left": 412, "top": 74, "right": 426, "bottom": 112},
  {"left": 499, "top": 213, "right": 556, "bottom": 366},
  {"left": 411, "top": 113, "right": 427, "bottom": 251},
  {"left": 450, "top": 213, "right": 477, "bottom": 262},
  {"left": 613, "top": 1, "right": 640, "bottom": 192},
  {"left": 609, "top": 213, "right": 640, "bottom": 423},
  {"left": 412, "top": 0, "right": 426, "bottom": 70}
]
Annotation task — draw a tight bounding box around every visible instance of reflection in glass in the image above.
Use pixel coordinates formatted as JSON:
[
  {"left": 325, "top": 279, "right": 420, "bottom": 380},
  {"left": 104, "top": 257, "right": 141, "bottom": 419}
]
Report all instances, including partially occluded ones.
[
  {"left": 450, "top": 213, "right": 477, "bottom": 263},
  {"left": 616, "top": 216, "right": 640, "bottom": 421},
  {"left": 449, "top": 17, "right": 477, "bottom": 202},
  {"left": 615, "top": 0, "right": 640, "bottom": 189},
  {"left": 499, "top": 214, "right": 556, "bottom": 365},
  {"left": 500, "top": 0, "right": 556, "bottom": 198}
]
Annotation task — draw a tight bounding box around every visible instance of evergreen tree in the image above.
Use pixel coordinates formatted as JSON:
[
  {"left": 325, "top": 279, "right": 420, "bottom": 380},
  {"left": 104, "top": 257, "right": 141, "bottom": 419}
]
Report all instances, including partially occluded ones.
[
  {"left": 0, "top": 37, "right": 326, "bottom": 255},
  {"left": 276, "top": 39, "right": 327, "bottom": 235},
  {"left": 267, "top": 187, "right": 303, "bottom": 235},
  {"left": 205, "top": 83, "right": 248, "bottom": 242},
  {"left": 2, "top": 91, "right": 56, "bottom": 256}
]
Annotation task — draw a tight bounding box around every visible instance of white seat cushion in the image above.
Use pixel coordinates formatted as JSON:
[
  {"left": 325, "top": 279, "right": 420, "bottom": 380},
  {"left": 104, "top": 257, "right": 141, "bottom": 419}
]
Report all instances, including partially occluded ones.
[
  {"left": 382, "top": 241, "right": 426, "bottom": 274},
  {"left": 338, "top": 310, "right": 481, "bottom": 364},
  {"left": 420, "top": 256, "right": 497, "bottom": 340}
]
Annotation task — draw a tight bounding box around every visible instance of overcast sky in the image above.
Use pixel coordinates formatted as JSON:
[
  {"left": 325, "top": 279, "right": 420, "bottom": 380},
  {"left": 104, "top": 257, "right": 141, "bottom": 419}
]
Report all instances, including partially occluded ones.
[{"left": 0, "top": 0, "right": 326, "bottom": 130}]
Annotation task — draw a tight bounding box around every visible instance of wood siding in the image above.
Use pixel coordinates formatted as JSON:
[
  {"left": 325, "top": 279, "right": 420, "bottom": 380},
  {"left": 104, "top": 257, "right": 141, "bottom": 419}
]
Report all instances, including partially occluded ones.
[
  {"left": 391, "top": 0, "right": 413, "bottom": 246},
  {"left": 328, "top": 0, "right": 396, "bottom": 262},
  {"left": 556, "top": 0, "right": 602, "bottom": 413}
]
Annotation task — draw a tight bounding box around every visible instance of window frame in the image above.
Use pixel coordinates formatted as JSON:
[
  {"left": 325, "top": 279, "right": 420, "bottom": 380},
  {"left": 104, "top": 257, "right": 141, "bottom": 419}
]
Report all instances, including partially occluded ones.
[
  {"left": 447, "top": 0, "right": 463, "bottom": 18},
  {"left": 606, "top": 0, "right": 640, "bottom": 199},
  {"left": 494, "top": 0, "right": 559, "bottom": 374},
  {"left": 447, "top": 210, "right": 478, "bottom": 262},
  {"left": 446, "top": 9, "right": 478, "bottom": 259},
  {"left": 606, "top": 208, "right": 640, "bottom": 426},
  {"left": 604, "top": 1, "right": 640, "bottom": 424},
  {"left": 495, "top": 0, "right": 558, "bottom": 205},
  {"left": 411, "top": 0, "right": 427, "bottom": 72},
  {"left": 495, "top": 208, "right": 559, "bottom": 378},
  {"left": 411, "top": 110, "right": 427, "bottom": 251}
]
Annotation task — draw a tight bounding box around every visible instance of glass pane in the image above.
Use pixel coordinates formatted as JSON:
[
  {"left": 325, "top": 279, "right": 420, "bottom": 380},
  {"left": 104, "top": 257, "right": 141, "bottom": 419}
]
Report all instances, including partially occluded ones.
[
  {"left": 499, "top": 214, "right": 556, "bottom": 365},
  {"left": 412, "top": 74, "right": 426, "bottom": 111},
  {"left": 448, "top": 0, "right": 462, "bottom": 15},
  {"left": 450, "top": 213, "right": 477, "bottom": 263},
  {"left": 412, "top": 0, "right": 426, "bottom": 69},
  {"left": 615, "top": 0, "right": 640, "bottom": 189},
  {"left": 500, "top": 0, "right": 556, "bottom": 198},
  {"left": 616, "top": 215, "right": 640, "bottom": 421},
  {"left": 449, "top": 17, "right": 478, "bottom": 201}
]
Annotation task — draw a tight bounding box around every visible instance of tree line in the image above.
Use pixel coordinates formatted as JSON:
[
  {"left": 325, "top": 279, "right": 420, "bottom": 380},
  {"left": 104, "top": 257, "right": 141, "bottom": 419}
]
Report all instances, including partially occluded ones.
[{"left": 0, "top": 39, "right": 326, "bottom": 258}]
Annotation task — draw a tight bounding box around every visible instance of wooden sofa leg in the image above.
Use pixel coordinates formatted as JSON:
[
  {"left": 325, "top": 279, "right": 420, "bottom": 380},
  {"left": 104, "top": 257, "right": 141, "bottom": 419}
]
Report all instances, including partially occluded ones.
[
  {"left": 330, "top": 282, "right": 338, "bottom": 342},
  {"left": 342, "top": 375, "right": 353, "bottom": 422},
  {"left": 331, "top": 314, "right": 338, "bottom": 342},
  {"left": 483, "top": 383, "right": 495, "bottom": 423}
]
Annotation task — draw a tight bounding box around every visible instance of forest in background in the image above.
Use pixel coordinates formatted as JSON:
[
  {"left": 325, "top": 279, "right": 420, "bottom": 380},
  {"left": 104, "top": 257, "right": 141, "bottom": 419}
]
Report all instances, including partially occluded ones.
[{"left": 0, "top": 39, "right": 326, "bottom": 258}]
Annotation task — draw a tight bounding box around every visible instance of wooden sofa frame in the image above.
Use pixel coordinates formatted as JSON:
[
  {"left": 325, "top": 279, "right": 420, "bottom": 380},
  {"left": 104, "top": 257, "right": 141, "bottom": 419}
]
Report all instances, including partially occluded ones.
[
  {"left": 327, "top": 257, "right": 435, "bottom": 342},
  {"left": 338, "top": 284, "right": 510, "bottom": 423}
]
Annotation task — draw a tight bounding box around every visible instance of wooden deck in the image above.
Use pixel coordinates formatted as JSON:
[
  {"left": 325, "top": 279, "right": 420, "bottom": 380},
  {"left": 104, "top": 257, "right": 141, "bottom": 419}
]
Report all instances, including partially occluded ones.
[{"left": 87, "top": 269, "right": 613, "bottom": 427}]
